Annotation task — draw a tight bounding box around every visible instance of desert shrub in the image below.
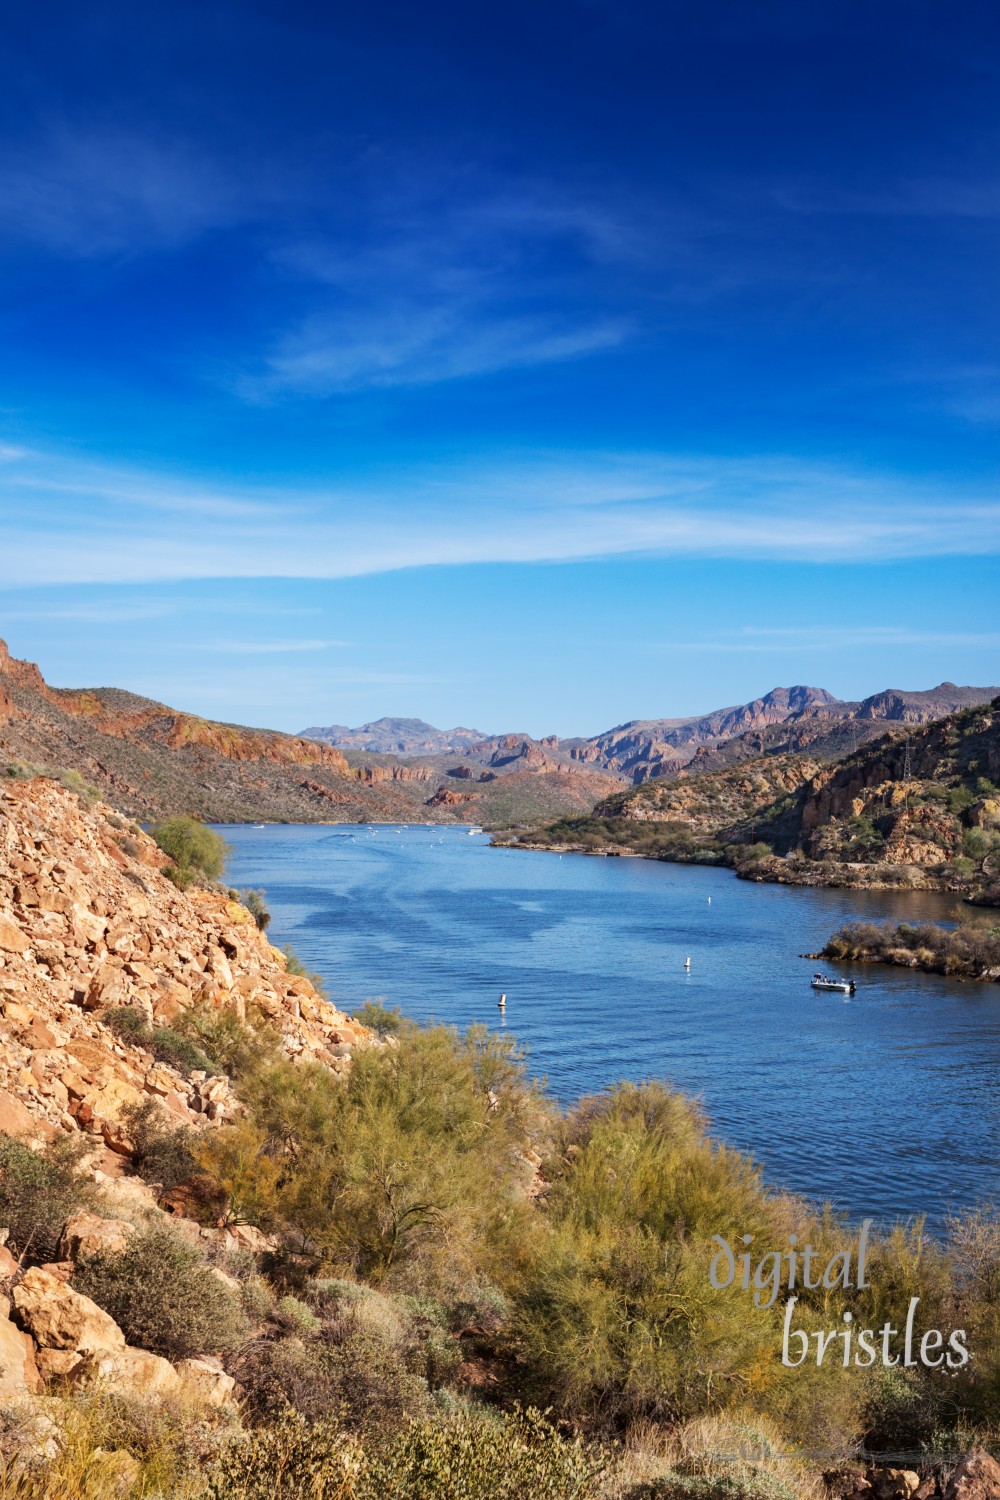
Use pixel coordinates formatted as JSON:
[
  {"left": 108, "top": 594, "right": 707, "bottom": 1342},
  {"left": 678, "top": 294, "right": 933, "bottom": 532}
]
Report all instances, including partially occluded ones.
[
  {"left": 120, "top": 1097, "right": 197, "bottom": 1190},
  {"left": 0, "top": 1133, "right": 97, "bottom": 1263},
  {"left": 948, "top": 785, "right": 977, "bottom": 815},
  {"left": 736, "top": 843, "right": 772, "bottom": 866},
  {"left": 74, "top": 1226, "right": 246, "bottom": 1359},
  {"left": 823, "top": 919, "right": 1000, "bottom": 978},
  {"left": 620, "top": 1477, "right": 797, "bottom": 1500},
  {"left": 355, "top": 1001, "right": 405, "bottom": 1034},
  {"left": 199, "top": 1020, "right": 549, "bottom": 1290},
  {"left": 205, "top": 1411, "right": 360, "bottom": 1500},
  {"left": 362, "top": 1406, "right": 608, "bottom": 1499},
  {"left": 151, "top": 815, "right": 231, "bottom": 886},
  {"left": 510, "top": 1083, "right": 865, "bottom": 1442},
  {"left": 242, "top": 1276, "right": 278, "bottom": 1322},
  {"left": 4, "top": 759, "right": 43, "bottom": 780},
  {"left": 275, "top": 1295, "right": 320, "bottom": 1335},
  {"left": 240, "top": 888, "right": 272, "bottom": 931},
  {"left": 103, "top": 1005, "right": 214, "bottom": 1076},
  {"left": 209, "top": 1406, "right": 606, "bottom": 1499},
  {"left": 859, "top": 1364, "right": 944, "bottom": 1452},
  {"left": 175, "top": 1001, "right": 280, "bottom": 1080},
  {"left": 235, "top": 1315, "right": 432, "bottom": 1431}
]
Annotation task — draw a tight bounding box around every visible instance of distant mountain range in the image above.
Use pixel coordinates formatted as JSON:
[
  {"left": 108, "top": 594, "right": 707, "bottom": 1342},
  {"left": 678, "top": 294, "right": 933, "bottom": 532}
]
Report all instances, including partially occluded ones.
[
  {"left": 3, "top": 632, "right": 997, "bottom": 830},
  {"left": 304, "top": 681, "right": 1000, "bottom": 786},
  {"left": 301, "top": 717, "right": 490, "bottom": 756}
]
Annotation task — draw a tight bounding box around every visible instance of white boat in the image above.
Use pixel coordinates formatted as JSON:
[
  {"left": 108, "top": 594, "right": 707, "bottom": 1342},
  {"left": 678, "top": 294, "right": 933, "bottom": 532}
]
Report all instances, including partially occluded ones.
[{"left": 811, "top": 973, "right": 856, "bottom": 995}]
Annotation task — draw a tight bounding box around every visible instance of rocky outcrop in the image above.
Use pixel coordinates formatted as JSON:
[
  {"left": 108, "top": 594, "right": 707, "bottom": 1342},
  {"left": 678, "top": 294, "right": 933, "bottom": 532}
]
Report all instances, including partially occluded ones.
[
  {"left": 58, "top": 1213, "right": 134, "bottom": 1262},
  {"left": 944, "top": 1450, "right": 1000, "bottom": 1500},
  {"left": 174, "top": 1355, "right": 236, "bottom": 1406},
  {"left": 0, "top": 1297, "right": 43, "bottom": 1400},
  {"left": 12, "top": 1266, "right": 125, "bottom": 1363},
  {"left": 568, "top": 683, "right": 999, "bottom": 785},
  {"left": 0, "top": 776, "right": 371, "bottom": 1147}
]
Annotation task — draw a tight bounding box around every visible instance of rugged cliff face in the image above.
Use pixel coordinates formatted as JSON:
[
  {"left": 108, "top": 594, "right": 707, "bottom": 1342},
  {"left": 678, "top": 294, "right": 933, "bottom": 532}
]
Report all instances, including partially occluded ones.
[
  {"left": 515, "top": 698, "right": 1000, "bottom": 898},
  {"left": 566, "top": 682, "right": 1000, "bottom": 784},
  {"left": 0, "top": 775, "right": 369, "bottom": 1154},
  {"left": 0, "top": 641, "right": 622, "bottom": 827},
  {"left": 594, "top": 753, "right": 823, "bottom": 836}
]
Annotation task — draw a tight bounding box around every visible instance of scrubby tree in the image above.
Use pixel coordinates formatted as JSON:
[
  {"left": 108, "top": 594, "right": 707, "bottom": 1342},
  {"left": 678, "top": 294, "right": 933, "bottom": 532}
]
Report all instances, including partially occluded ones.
[{"left": 151, "top": 815, "right": 230, "bottom": 887}]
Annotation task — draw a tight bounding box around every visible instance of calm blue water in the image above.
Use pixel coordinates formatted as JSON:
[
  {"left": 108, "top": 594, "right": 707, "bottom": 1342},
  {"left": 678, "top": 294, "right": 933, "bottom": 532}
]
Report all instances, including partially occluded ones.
[{"left": 220, "top": 824, "right": 1000, "bottom": 1228}]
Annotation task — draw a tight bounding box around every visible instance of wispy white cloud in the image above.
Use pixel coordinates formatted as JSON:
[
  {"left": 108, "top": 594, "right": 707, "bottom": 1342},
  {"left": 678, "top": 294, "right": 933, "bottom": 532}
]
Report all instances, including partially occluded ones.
[
  {"left": 2, "top": 442, "right": 999, "bottom": 586},
  {"left": 242, "top": 180, "right": 643, "bottom": 395},
  {"left": 657, "top": 626, "right": 1000, "bottom": 652},
  {"left": 0, "top": 128, "right": 263, "bottom": 256},
  {"left": 204, "top": 639, "right": 348, "bottom": 654},
  {"left": 252, "top": 310, "right": 629, "bottom": 395}
]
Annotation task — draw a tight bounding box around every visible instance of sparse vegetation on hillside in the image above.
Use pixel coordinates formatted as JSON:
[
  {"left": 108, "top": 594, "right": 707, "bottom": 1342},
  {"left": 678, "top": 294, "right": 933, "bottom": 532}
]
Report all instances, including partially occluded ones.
[{"left": 508, "top": 699, "right": 1000, "bottom": 904}]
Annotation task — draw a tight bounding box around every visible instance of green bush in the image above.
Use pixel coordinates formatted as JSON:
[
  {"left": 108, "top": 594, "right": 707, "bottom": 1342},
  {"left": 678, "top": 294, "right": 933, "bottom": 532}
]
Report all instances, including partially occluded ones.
[
  {"left": 355, "top": 1002, "right": 404, "bottom": 1035},
  {"left": 236, "top": 1315, "right": 432, "bottom": 1431},
  {"left": 151, "top": 815, "right": 230, "bottom": 886},
  {"left": 0, "top": 1134, "right": 97, "bottom": 1263},
  {"left": 207, "top": 1407, "right": 606, "bottom": 1500},
  {"left": 201, "top": 1020, "right": 547, "bottom": 1287},
  {"left": 362, "top": 1407, "right": 607, "bottom": 1499},
  {"left": 103, "top": 1006, "right": 214, "bottom": 1077},
  {"left": 174, "top": 1002, "right": 279, "bottom": 1080},
  {"left": 206, "top": 1412, "right": 359, "bottom": 1500},
  {"left": 119, "top": 1098, "right": 197, "bottom": 1191},
  {"left": 74, "top": 1227, "right": 246, "bottom": 1360}
]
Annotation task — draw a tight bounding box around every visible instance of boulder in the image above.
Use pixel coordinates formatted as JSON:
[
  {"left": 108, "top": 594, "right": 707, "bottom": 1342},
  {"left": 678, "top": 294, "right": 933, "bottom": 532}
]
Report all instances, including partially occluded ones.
[
  {"left": 59, "top": 1212, "right": 135, "bottom": 1263},
  {"left": 0, "top": 1299, "right": 44, "bottom": 1399},
  {"left": 34, "top": 1347, "right": 85, "bottom": 1381},
  {"left": 12, "top": 1265, "right": 126, "bottom": 1358},
  {"left": 0, "top": 912, "right": 29, "bottom": 953},
  {"left": 944, "top": 1451, "right": 1000, "bottom": 1500},
  {"left": 93, "top": 1344, "right": 182, "bottom": 1399},
  {"left": 871, "top": 1473, "right": 921, "bottom": 1500},
  {"left": 0, "top": 1088, "right": 36, "bottom": 1138},
  {"left": 174, "top": 1355, "right": 237, "bottom": 1407}
]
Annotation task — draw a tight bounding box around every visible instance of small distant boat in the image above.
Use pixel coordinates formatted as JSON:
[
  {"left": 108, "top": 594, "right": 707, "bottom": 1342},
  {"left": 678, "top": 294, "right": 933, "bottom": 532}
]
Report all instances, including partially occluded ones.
[
  {"left": 468, "top": 826, "right": 482, "bottom": 835},
  {"left": 811, "top": 972, "right": 856, "bottom": 995}
]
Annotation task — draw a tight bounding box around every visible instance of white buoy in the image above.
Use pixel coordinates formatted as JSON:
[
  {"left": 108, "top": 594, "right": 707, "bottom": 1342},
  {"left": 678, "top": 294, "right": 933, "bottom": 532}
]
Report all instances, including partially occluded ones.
[{"left": 498, "top": 993, "right": 506, "bottom": 1009}]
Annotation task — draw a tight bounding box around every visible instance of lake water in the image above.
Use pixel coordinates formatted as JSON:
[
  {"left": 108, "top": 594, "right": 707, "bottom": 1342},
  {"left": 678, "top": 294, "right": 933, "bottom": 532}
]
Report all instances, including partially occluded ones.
[{"left": 220, "top": 824, "right": 1000, "bottom": 1229}]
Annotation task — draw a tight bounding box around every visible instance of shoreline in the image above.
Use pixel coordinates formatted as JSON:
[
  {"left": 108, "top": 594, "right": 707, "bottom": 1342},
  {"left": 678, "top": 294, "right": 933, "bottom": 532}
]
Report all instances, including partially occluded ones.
[{"left": 494, "top": 832, "right": 985, "bottom": 899}]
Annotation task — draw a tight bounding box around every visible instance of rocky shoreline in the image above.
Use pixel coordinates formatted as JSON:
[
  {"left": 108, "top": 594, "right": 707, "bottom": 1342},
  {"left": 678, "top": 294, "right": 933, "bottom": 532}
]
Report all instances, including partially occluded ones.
[{"left": 495, "top": 832, "right": 989, "bottom": 900}]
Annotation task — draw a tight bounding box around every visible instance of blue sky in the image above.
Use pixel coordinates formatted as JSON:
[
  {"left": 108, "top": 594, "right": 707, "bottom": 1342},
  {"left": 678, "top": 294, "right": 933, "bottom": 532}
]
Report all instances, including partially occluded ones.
[{"left": 1, "top": 0, "right": 999, "bottom": 735}]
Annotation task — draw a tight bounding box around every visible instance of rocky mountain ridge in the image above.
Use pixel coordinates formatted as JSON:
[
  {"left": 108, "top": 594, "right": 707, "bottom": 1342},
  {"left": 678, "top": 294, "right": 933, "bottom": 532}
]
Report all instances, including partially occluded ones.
[
  {"left": 0, "top": 640, "right": 617, "bottom": 827},
  {"left": 301, "top": 716, "right": 489, "bottom": 756},
  {"left": 307, "top": 682, "right": 1000, "bottom": 790},
  {"left": 508, "top": 697, "right": 1000, "bottom": 901},
  {"left": 0, "top": 771, "right": 380, "bottom": 1434},
  {"left": 567, "top": 682, "right": 1000, "bottom": 783}
]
